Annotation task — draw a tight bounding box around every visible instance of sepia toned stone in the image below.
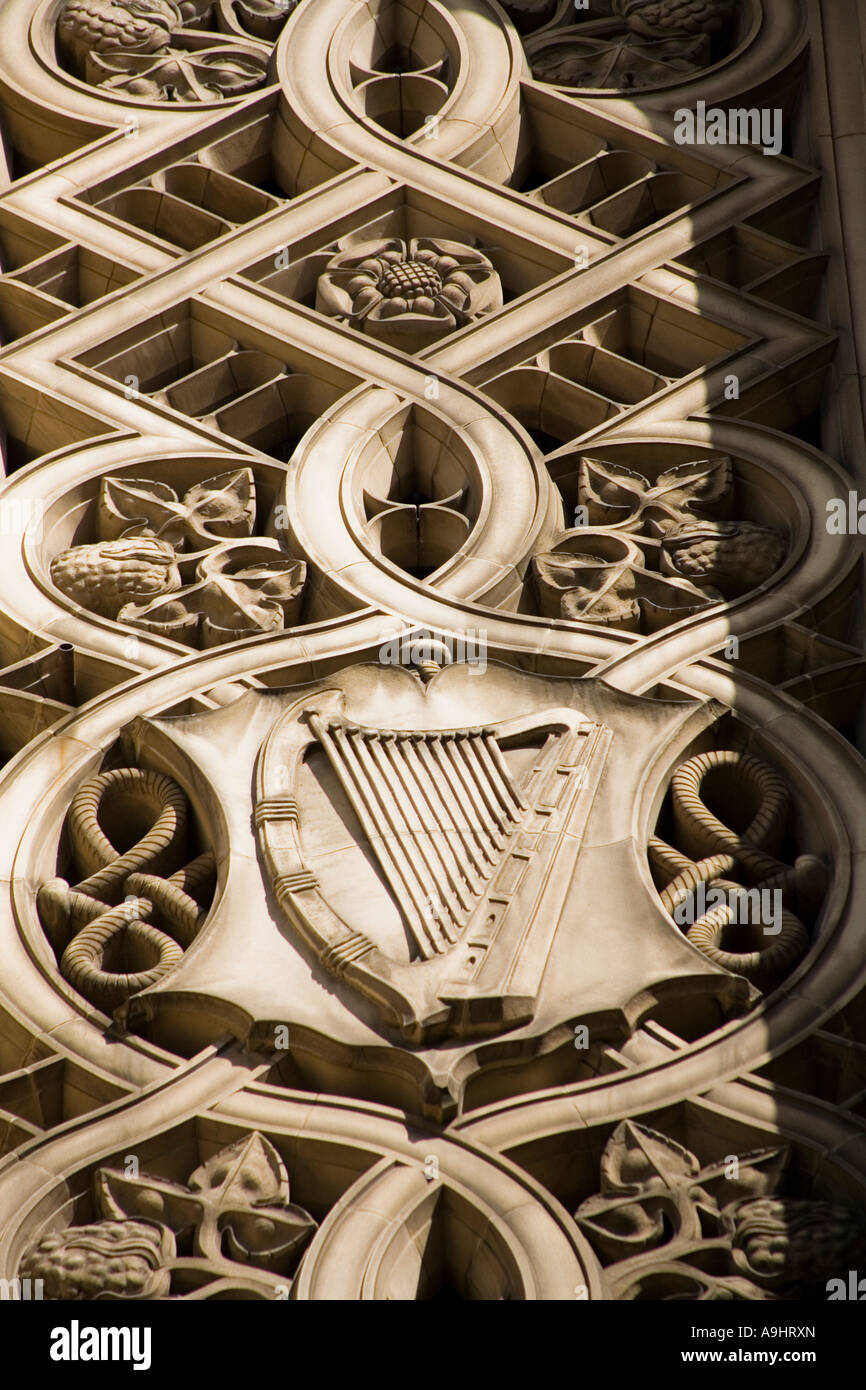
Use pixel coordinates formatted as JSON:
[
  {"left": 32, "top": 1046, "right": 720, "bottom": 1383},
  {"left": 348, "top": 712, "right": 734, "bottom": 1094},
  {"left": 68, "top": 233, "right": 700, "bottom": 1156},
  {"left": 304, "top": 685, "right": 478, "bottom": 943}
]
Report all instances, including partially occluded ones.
[{"left": 0, "top": 0, "right": 859, "bottom": 1309}]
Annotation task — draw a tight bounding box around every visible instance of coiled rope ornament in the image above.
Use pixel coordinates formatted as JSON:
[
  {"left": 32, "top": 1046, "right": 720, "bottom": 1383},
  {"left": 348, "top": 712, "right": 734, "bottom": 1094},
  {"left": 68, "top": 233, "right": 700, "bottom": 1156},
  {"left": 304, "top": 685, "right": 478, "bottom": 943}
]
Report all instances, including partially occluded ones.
[
  {"left": 37, "top": 767, "right": 215, "bottom": 1013},
  {"left": 649, "top": 751, "right": 821, "bottom": 989}
]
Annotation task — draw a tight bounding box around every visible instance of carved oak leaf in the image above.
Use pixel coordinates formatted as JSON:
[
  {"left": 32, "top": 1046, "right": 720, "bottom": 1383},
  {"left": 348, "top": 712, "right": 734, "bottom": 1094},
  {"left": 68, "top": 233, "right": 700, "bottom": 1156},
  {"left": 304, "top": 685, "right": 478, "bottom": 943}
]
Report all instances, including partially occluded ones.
[
  {"left": 97, "top": 1133, "right": 316, "bottom": 1273},
  {"left": 533, "top": 545, "right": 642, "bottom": 628},
  {"left": 598, "top": 1121, "right": 700, "bottom": 1193},
  {"left": 578, "top": 453, "right": 732, "bottom": 533},
  {"left": 100, "top": 469, "right": 256, "bottom": 550},
  {"left": 529, "top": 31, "right": 708, "bottom": 89}
]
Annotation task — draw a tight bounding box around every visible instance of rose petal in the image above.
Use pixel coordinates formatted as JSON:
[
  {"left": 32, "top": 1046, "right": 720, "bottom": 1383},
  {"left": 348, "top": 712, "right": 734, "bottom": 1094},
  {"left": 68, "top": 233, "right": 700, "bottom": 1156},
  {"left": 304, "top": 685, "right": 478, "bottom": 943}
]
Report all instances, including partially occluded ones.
[
  {"left": 315, "top": 275, "right": 356, "bottom": 318},
  {"left": 353, "top": 286, "right": 382, "bottom": 314}
]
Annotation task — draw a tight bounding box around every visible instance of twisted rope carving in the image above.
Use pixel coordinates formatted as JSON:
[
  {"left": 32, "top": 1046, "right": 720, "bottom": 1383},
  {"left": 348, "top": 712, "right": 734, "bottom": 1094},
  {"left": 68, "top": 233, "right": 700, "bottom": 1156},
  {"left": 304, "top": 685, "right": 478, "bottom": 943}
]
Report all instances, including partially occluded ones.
[
  {"left": 649, "top": 751, "right": 824, "bottom": 988},
  {"left": 37, "top": 767, "right": 215, "bottom": 1013}
]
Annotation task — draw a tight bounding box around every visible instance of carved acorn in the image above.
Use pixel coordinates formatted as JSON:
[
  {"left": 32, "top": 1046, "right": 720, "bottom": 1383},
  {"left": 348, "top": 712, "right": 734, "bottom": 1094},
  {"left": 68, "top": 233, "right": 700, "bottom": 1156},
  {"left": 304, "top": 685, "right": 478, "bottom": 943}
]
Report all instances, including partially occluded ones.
[
  {"left": 19, "top": 1218, "right": 174, "bottom": 1300},
  {"left": 614, "top": 0, "right": 735, "bottom": 36},
  {"left": 50, "top": 537, "right": 182, "bottom": 619},
  {"left": 660, "top": 521, "right": 785, "bottom": 597}
]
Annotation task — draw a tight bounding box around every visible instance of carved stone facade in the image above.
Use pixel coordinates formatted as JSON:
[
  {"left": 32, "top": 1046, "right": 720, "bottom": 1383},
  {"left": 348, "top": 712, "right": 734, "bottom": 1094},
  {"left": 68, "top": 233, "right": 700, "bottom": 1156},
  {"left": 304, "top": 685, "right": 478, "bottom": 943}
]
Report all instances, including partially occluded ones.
[{"left": 0, "top": 0, "right": 862, "bottom": 1303}]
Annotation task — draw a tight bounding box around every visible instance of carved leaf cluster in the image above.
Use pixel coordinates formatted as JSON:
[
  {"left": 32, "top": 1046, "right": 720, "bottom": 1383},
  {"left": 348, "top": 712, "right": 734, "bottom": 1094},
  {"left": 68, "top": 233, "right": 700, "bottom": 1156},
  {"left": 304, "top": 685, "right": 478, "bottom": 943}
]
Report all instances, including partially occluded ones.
[
  {"left": 534, "top": 453, "right": 786, "bottom": 629},
  {"left": 50, "top": 469, "right": 306, "bottom": 648},
  {"left": 56, "top": 0, "right": 280, "bottom": 100},
  {"left": 576, "top": 1122, "right": 866, "bottom": 1300},
  {"left": 20, "top": 1133, "right": 316, "bottom": 1299}
]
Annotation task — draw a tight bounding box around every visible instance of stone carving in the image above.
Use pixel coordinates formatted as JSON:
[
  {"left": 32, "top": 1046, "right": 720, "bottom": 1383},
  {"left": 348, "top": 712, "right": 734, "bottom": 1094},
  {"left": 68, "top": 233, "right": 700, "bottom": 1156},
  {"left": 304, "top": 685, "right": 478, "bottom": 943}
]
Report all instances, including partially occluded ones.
[
  {"left": 118, "top": 544, "right": 306, "bottom": 646},
  {"left": 227, "top": 0, "right": 300, "bottom": 42},
  {"left": 315, "top": 239, "right": 503, "bottom": 350},
  {"left": 660, "top": 520, "right": 787, "bottom": 597},
  {"left": 20, "top": 1220, "right": 174, "bottom": 1300},
  {"left": 98, "top": 470, "right": 257, "bottom": 547},
  {"left": 649, "top": 750, "right": 825, "bottom": 988},
  {"left": 577, "top": 453, "right": 734, "bottom": 533},
  {"left": 615, "top": 0, "right": 735, "bottom": 36},
  {"left": 57, "top": 0, "right": 183, "bottom": 62},
  {"left": 533, "top": 454, "right": 786, "bottom": 628},
  {"left": 529, "top": 32, "right": 708, "bottom": 89},
  {"left": 20, "top": 1133, "right": 316, "bottom": 1298},
  {"left": 49, "top": 536, "right": 182, "bottom": 620},
  {"left": 533, "top": 530, "right": 720, "bottom": 629},
  {"left": 577, "top": 1122, "right": 866, "bottom": 1300},
  {"left": 36, "top": 765, "right": 215, "bottom": 1012},
  {"left": 58, "top": 660, "right": 756, "bottom": 1108},
  {"left": 50, "top": 468, "right": 306, "bottom": 646},
  {"left": 364, "top": 478, "right": 472, "bottom": 576},
  {"left": 0, "top": 0, "right": 861, "bottom": 1309},
  {"left": 524, "top": 0, "right": 737, "bottom": 89},
  {"left": 56, "top": 0, "right": 272, "bottom": 100}
]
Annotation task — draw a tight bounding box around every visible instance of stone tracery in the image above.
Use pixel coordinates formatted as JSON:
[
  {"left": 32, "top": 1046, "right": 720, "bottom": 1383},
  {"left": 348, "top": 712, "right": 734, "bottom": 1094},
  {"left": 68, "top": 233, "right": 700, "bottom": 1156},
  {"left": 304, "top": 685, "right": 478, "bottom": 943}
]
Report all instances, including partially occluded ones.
[{"left": 0, "top": 0, "right": 859, "bottom": 1305}]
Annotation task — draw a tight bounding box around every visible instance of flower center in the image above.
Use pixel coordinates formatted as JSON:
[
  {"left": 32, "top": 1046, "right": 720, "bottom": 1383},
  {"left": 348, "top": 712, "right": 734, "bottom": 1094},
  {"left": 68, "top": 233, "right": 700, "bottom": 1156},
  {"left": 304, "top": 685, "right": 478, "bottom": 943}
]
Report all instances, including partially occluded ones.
[{"left": 377, "top": 260, "right": 443, "bottom": 299}]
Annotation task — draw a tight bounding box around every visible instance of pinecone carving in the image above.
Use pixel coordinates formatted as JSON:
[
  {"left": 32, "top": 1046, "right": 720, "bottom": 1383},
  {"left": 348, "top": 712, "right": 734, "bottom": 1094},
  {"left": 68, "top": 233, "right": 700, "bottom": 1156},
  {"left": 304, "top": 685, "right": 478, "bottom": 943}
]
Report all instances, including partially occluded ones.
[
  {"left": 614, "top": 0, "right": 735, "bottom": 37},
  {"left": 728, "top": 1197, "right": 866, "bottom": 1296},
  {"left": 50, "top": 537, "right": 182, "bottom": 620},
  {"left": 660, "top": 521, "right": 786, "bottom": 597},
  {"left": 57, "top": 0, "right": 181, "bottom": 62},
  {"left": 20, "top": 1219, "right": 174, "bottom": 1300}
]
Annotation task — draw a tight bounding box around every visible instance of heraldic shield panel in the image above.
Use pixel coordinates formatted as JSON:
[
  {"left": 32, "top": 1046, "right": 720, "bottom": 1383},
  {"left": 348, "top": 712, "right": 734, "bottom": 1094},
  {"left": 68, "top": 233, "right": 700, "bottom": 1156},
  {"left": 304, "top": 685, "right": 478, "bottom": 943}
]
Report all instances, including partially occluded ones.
[{"left": 0, "top": 0, "right": 863, "bottom": 1322}]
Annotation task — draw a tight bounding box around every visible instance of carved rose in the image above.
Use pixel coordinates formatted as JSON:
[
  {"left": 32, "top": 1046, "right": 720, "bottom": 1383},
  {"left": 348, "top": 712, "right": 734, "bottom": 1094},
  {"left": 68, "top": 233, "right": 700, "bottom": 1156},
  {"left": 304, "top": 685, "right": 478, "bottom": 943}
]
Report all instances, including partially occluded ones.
[{"left": 316, "top": 238, "right": 503, "bottom": 349}]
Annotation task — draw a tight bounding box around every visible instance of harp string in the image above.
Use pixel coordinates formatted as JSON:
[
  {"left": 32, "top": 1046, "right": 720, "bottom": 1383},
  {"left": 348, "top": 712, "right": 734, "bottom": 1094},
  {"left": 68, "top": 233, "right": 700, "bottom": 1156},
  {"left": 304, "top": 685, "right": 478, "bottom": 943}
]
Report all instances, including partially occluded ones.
[{"left": 308, "top": 715, "right": 526, "bottom": 958}]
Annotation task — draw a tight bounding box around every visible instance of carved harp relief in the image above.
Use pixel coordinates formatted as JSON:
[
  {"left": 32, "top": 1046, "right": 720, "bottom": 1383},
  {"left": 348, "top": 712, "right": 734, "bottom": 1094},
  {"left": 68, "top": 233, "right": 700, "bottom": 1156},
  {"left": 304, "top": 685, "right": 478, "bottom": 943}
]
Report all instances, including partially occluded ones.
[{"left": 255, "top": 689, "right": 610, "bottom": 1042}]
